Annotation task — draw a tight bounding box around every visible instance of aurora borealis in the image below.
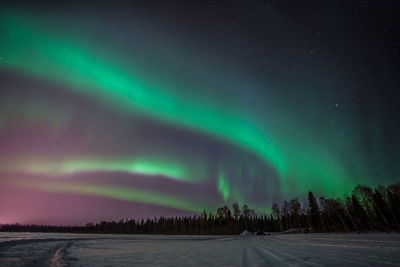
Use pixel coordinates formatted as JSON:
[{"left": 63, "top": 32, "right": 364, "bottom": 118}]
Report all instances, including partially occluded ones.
[{"left": 1, "top": 1, "right": 399, "bottom": 225}]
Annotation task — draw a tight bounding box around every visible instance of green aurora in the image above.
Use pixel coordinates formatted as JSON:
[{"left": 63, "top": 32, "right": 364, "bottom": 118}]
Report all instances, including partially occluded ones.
[{"left": 0, "top": 6, "right": 398, "bottom": 222}]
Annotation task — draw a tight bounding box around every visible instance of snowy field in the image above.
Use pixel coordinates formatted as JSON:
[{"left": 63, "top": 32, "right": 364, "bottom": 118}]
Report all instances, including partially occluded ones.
[{"left": 1, "top": 232, "right": 400, "bottom": 266}]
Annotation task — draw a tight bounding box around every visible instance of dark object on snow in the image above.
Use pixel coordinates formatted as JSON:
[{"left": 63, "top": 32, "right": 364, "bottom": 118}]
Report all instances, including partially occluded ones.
[{"left": 255, "top": 230, "right": 266, "bottom": 235}]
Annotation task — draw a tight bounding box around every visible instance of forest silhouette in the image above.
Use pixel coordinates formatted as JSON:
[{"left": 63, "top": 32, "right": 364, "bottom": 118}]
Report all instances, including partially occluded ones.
[{"left": 2, "top": 183, "right": 400, "bottom": 234}]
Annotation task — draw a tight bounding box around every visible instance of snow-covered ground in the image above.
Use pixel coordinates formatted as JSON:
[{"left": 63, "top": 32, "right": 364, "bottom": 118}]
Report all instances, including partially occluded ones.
[{"left": 1, "top": 232, "right": 400, "bottom": 266}]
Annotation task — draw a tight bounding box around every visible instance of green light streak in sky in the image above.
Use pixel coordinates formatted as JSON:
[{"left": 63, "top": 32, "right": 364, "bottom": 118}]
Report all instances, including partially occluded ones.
[
  {"left": 61, "top": 158, "right": 187, "bottom": 180},
  {"left": 0, "top": 14, "right": 287, "bottom": 178},
  {"left": 10, "top": 180, "right": 207, "bottom": 213},
  {"left": 218, "top": 171, "right": 230, "bottom": 201},
  {"left": 0, "top": 157, "right": 190, "bottom": 181},
  {"left": 0, "top": 12, "right": 367, "bottom": 199},
  {"left": 131, "top": 159, "right": 186, "bottom": 179}
]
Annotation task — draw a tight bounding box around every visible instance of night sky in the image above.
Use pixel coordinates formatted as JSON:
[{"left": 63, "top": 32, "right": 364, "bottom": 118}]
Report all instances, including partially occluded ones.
[{"left": 1, "top": 1, "right": 399, "bottom": 225}]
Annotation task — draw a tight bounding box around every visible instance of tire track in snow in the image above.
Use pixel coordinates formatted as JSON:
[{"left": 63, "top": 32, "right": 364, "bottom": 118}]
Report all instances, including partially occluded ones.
[
  {"left": 241, "top": 238, "right": 273, "bottom": 266},
  {"left": 262, "top": 236, "right": 365, "bottom": 261},
  {"left": 258, "top": 235, "right": 400, "bottom": 266},
  {"left": 262, "top": 238, "right": 364, "bottom": 266},
  {"left": 252, "top": 237, "right": 322, "bottom": 267},
  {"left": 48, "top": 243, "right": 67, "bottom": 267}
]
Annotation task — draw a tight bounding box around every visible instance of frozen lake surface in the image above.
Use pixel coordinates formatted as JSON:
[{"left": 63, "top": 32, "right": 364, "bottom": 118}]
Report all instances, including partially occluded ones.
[{"left": 1, "top": 232, "right": 400, "bottom": 266}]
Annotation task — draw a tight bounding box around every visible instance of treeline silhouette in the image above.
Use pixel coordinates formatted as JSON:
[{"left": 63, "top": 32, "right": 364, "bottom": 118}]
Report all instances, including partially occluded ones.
[{"left": 2, "top": 183, "right": 400, "bottom": 234}]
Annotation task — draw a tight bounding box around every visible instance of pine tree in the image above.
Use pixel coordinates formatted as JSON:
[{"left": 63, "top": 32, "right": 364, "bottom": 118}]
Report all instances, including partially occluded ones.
[{"left": 308, "top": 191, "right": 320, "bottom": 232}]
